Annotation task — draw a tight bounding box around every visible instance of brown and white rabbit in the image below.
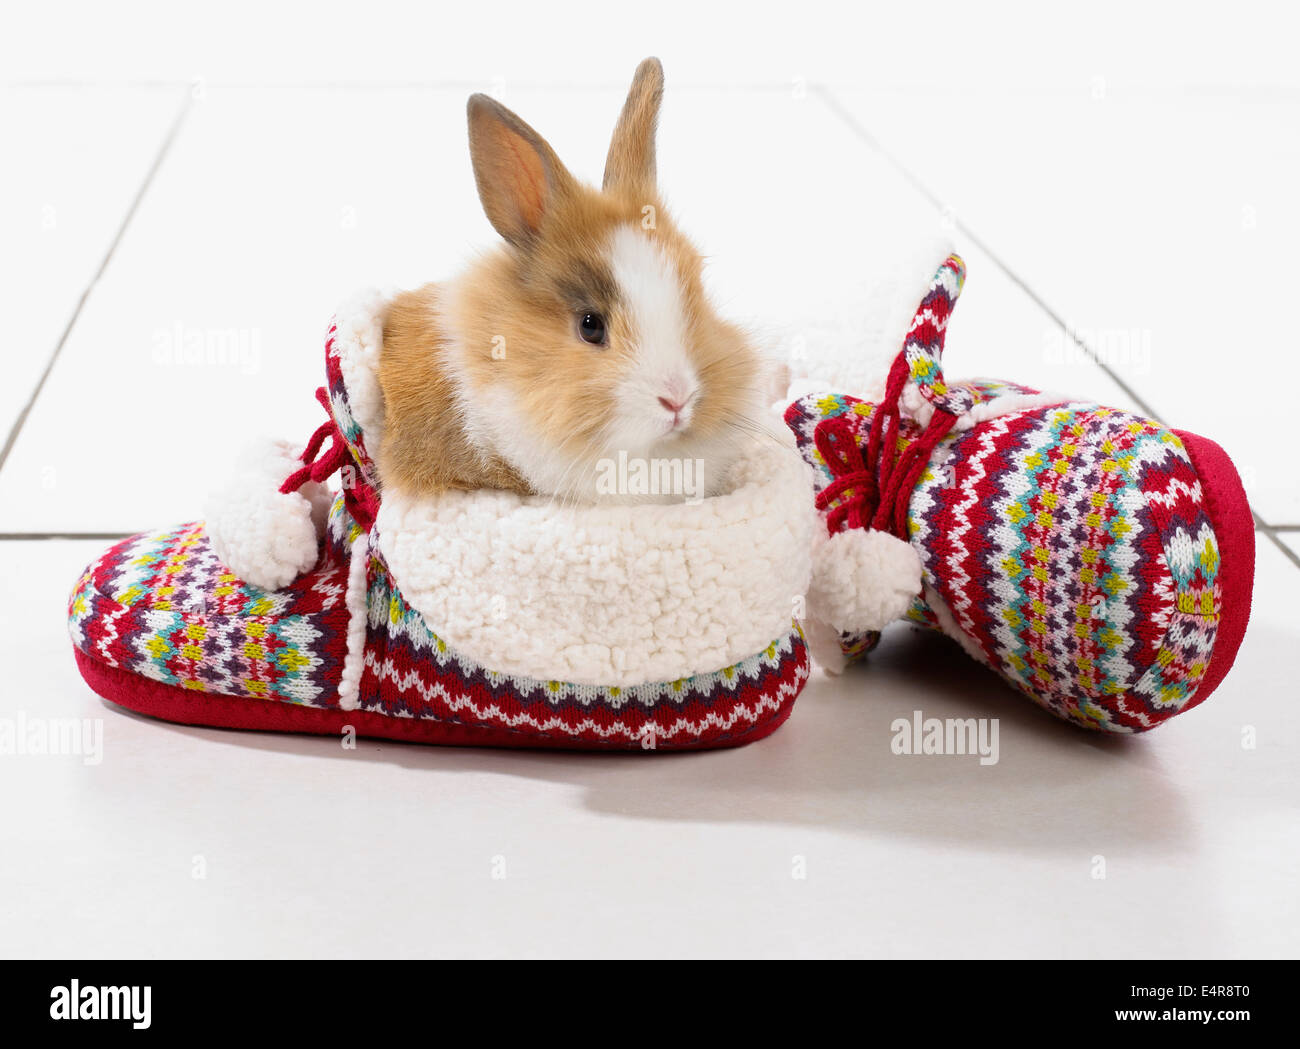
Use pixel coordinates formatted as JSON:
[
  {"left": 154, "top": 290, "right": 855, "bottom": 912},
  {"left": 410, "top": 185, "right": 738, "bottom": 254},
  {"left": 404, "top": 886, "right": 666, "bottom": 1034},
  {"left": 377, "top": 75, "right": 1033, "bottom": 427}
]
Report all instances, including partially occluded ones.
[{"left": 377, "top": 58, "right": 774, "bottom": 504}]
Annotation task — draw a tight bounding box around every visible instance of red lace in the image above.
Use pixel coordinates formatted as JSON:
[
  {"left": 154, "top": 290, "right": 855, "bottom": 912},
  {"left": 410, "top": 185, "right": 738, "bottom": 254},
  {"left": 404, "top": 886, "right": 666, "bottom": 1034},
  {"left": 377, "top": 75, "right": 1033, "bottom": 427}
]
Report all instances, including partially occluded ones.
[
  {"left": 279, "top": 386, "right": 380, "bottom": 532},
  {"left": 813, "top": 355, "right": 958, "bottom": 540}
]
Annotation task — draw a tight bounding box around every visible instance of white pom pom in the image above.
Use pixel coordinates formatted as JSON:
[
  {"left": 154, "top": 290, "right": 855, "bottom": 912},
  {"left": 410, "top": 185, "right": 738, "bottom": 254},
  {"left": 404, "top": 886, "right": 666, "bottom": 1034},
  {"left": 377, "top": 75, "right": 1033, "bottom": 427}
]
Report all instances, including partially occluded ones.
[
  {"left": 808, "top": 527, "right": 922, "bottom": 635},
  {"left": 801, "top": 615, "right": 850, "bottom": 675},
  {"left": 203, "top": 439, "right": 332, "bottom": 591}
]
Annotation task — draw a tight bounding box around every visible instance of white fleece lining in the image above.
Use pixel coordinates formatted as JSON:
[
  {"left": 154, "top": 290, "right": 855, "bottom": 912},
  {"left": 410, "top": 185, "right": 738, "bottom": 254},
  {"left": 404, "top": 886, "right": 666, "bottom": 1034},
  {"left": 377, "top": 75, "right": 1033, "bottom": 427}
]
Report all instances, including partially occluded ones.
[
  {"left": 777, "top": 234, "right": 955, "bottom": 399},
  {"left": 902, "top": 385, "right": 1077, "bottom": 431},
  {"left": 330, "top": 287, "right": 390, "bottom": 473},
  {"left": 375, "top": 443, "right": 816, "bottom": 687},
  {"left": 337, "top": 530, "right": 372, "bottom": 711}
]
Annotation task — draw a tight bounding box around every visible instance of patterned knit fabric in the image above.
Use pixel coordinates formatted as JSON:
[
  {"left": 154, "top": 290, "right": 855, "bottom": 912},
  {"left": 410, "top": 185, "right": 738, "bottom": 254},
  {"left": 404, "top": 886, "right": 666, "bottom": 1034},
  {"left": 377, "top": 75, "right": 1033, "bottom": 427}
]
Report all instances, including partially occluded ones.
[
  {"left": 786, "top": 255, "right": 1226, "bottom": 733},
  {"left": 67, "top": 315, "right": 810, "bottom": 751},
  {"left": 67, "top": 511, "right": 808, "bottom": 748},
  {"left": 68, "top": 522, "right": 351, "bottom": 705},
  {"left": 324, "top": 319, "right": 380, "bottom": 492}
]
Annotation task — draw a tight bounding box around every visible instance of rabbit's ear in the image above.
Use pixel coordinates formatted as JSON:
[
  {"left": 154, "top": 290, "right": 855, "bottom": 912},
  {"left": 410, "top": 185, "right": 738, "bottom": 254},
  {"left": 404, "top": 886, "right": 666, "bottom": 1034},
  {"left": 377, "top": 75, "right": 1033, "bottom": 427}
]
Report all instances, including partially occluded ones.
[
  {"left": 467, "top": 94, "right": 575, "bottom": 247},
  {"left": 603, "top": 57, "right": 664, "bottom": 194}
]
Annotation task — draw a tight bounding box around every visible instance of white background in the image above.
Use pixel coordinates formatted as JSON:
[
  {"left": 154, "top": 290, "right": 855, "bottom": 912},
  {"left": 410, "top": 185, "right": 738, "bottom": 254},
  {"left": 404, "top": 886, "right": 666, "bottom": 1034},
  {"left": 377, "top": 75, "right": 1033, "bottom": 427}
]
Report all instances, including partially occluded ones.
[{"left": 1, "top": 1, "right": 1297, "bottom": 957}]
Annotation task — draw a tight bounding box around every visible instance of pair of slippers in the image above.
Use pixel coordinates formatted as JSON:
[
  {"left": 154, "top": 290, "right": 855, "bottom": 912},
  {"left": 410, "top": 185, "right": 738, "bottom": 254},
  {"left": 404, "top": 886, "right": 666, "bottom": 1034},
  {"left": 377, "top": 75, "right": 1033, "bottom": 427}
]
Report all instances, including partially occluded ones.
[{"left": 68, "top": 252, "right": 1254, "bottom": 749}]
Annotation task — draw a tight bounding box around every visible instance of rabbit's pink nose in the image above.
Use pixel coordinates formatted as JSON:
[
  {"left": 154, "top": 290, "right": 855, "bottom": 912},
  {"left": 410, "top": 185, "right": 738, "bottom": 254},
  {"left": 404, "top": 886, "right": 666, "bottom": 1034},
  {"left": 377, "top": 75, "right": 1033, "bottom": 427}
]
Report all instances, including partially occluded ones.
[{"left": 658, "top": 395, "right": 688, "bottom": 415}]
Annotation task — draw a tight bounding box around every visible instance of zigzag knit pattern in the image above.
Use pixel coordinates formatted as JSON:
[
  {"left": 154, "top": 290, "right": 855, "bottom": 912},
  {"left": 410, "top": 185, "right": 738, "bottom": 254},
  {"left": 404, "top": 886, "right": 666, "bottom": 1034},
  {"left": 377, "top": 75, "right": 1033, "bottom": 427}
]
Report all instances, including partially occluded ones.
[
  {"left": 67, "top": 513, "right": 808, "bottom": 748},
  {"left": 68, "top": 522, "right": 351, "bottom": 705},
  {"left": 785, "top": 256, "right": 1222, "bottom": 733}
]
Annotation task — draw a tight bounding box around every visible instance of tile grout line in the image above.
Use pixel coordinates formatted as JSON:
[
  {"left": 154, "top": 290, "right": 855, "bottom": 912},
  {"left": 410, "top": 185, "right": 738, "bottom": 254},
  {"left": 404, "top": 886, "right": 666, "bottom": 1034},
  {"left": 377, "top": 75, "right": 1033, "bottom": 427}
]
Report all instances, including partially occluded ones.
[
  {"left": 0, "top": 87, "right": 195, "bottom": 478},
  {"left": 811, "top": 81, "right": 1300, "bottom": 574},
  {"left": 812, "top": 84, "right": 1163, "bottom": 417},
  {"left": 1268, "top": 531, "right": 1300, "bottom": 571}
]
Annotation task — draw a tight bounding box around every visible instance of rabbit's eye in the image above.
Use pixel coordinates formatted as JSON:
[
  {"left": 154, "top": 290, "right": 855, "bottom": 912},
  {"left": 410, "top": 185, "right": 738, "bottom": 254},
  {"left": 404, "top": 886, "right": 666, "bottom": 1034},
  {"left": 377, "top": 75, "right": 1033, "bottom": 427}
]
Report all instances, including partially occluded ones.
[{"left": 577, "top": 312, "right": 607, "bottom": 346}]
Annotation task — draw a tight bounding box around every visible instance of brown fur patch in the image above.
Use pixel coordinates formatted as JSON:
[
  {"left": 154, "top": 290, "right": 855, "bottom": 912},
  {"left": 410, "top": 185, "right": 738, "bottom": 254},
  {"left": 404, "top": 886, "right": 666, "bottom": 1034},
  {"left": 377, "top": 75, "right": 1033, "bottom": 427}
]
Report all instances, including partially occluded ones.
[{"left": 377, "top": 285, "right": 532, "bottom": 496}]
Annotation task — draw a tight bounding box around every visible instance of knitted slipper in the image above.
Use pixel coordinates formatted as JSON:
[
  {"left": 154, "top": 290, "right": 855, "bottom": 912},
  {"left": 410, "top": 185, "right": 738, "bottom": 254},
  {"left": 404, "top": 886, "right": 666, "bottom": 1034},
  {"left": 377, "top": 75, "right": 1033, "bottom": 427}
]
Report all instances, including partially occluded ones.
[
  {"left": 784, "top": 254, "right": 1255, "bottom": 733},
  {"left": 68, "top": 293, "right": 815, "bottom": 751}
]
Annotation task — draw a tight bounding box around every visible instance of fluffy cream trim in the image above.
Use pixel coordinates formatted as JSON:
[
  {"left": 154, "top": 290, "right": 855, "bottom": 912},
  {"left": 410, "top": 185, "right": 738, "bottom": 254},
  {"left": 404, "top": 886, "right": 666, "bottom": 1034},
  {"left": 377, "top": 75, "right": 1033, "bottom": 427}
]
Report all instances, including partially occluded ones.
[
  {"left": 777, "top": 233, "right": 955, "bottom": 400},
  {"left": 375, "top": 443, "right": 818, "bottom": 687},
  {"left": 808, "top": 527, "right": 921, "bottom": 637},
  {"left": 337, "top": 530, "right": 372, "bottom": 711},
  {"left": 203, "top": 439, "right": 330, "bottom": 591},
  {"left": 329, "top": 286, "right": 390, "bottom": 474}
]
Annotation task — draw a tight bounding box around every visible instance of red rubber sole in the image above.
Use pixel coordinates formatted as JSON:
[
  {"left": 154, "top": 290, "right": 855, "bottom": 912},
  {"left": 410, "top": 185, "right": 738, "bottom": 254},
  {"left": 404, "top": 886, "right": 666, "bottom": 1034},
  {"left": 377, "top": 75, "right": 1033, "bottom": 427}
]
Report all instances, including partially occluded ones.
[
  {"left": 1172, "top": 429, "right": 1256, "bottom": 711},
  {"left": 73, "top": 648, "right": 796, "bottom": 752}
]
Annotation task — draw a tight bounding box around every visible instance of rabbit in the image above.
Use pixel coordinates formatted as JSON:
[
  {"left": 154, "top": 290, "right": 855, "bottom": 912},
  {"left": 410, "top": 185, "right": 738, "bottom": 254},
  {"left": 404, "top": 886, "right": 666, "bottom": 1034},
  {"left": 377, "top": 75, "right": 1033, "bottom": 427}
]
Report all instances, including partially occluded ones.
[{"left": 376, "top": 57, "right": 778, "bottom": 505}]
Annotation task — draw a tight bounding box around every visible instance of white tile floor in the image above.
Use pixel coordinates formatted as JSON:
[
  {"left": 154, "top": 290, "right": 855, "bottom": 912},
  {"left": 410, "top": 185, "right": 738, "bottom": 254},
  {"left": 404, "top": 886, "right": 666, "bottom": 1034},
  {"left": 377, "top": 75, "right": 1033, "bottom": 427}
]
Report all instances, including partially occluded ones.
[
  {"left": 1, "top": 71, "right": 1297, "bottom": 958},
  {"left": 0, "top": 86, "right": 185, "bottom": 447}
]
